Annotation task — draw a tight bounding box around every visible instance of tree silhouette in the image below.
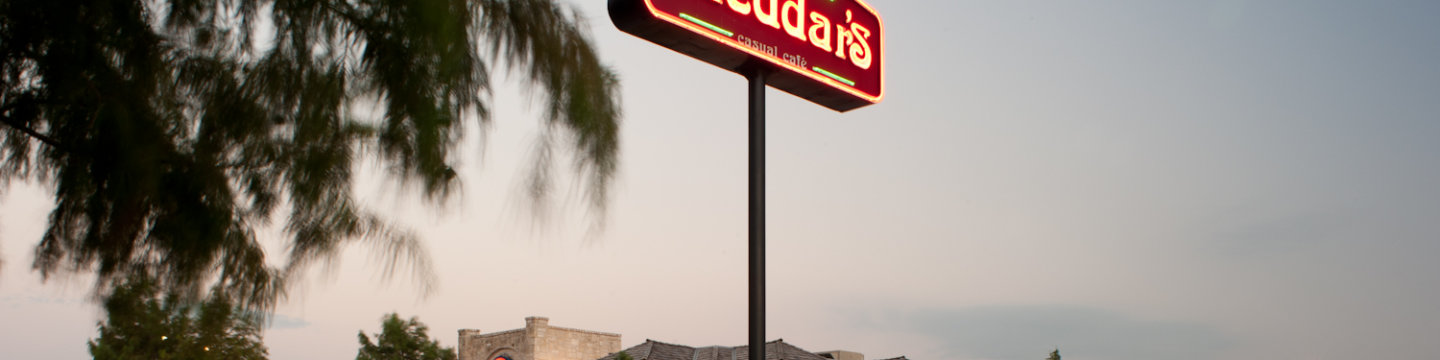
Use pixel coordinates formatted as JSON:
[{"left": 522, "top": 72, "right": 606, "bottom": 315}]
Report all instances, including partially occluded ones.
[
  {"left": 356, "top": 313, "right": 456, "bottom": 360},
  {"left": 88, "top": 277, "right": 269, "bottom": 360},
  {"left": 0, "top": 0, "right": 620, "bottom": 310}
]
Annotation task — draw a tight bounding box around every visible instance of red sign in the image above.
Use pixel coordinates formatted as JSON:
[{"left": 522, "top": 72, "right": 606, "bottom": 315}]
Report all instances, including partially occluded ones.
[{"left": 611, "top": 0, "right": 884, "bottom": 112}]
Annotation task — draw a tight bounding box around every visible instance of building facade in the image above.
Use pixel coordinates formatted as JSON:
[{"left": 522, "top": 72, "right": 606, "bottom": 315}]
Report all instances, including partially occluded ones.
[
  {"left": 458, "top": 317, "right": 622, "bottom": 360},
  {"left": 460, "top": 317, "right": 905, "bottom": 360},
  {"left": 597, "top": 339, "right": 906, "bottom": 360}
]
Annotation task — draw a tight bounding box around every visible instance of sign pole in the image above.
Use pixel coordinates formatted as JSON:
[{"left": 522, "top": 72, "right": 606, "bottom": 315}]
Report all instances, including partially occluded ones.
[
  {"left": 610, "top": 2, "right": 881, "bottom": 358},
  {"left": 747, "top": 68, "right": 767, "bottom": 360}
]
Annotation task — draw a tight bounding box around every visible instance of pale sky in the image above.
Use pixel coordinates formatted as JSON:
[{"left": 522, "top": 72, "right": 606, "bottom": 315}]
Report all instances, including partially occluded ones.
[{"left": 4, "top": 1, "right": 1440, "bottom": 359}]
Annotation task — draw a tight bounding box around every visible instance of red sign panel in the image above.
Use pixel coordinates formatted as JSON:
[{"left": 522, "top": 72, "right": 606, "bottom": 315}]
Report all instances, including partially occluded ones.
[{"left": 610, "top": 0, "right": 884, "bottom": 112}]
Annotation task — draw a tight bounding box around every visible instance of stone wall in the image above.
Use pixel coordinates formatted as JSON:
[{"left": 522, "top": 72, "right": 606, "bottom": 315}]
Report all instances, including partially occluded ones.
[
  {"left": 459, "top": 328, "right": 526, "bottom": 360},
  {"left": 532, "top": 322, "right": 622, "bottom": 360},
  {"left": 459, "top": 317, "right": 620, "bottom": 360}
]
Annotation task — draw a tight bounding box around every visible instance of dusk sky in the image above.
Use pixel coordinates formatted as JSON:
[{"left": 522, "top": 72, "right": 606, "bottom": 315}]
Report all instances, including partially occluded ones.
[{"left": 4, "top": 1, "right": 1440, "bottom": 359}]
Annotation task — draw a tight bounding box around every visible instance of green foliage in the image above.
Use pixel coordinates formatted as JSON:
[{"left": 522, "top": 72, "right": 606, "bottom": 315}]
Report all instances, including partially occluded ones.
[
  {"left": 1047, "top": 348, "right": 1061, "bottom": 360},
  {"left": 356, "top": 313, "right": 457, "bottom": 360},
  {"left": 0, "top": 0, "right": 621, "bottom": 310},
  {"left": 88, "top": 278, "right": 269, "bottom": 360},
  {"left": 616, "top": 351, "right": 634, "bottom": 360}
]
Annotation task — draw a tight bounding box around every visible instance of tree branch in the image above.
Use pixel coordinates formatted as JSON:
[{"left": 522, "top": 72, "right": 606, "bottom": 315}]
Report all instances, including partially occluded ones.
[{"left": 0, "top": 113, "right": 63, "bottom": 149}]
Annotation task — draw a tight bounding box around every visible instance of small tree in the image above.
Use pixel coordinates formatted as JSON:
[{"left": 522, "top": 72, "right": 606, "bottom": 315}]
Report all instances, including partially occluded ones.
[
  {"left": 88, "top": 278, "right": 268, "bottom": 360},
  {"left": 1047, "top": 349, "right": 1061, "bottom": 360},
  {"left": 357, "top": 313, "right": 456, "bottom": 360}
]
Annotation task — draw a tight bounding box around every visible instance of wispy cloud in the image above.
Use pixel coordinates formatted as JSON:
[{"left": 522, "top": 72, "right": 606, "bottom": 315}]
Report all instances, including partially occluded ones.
[
  {"left": 266, "top": 314, "right": 312, "bottom": 329},
  {"left": 847, "top": 305, "right": 1234, "bottom": 360},
  {"left": 1203, "top": 209, "right": 1349, "bottom": 259}
]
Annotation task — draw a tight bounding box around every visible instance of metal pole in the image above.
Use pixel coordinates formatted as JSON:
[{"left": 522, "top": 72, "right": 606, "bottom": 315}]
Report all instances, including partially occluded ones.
[{"left": 747, "top": 69, "right": 767, "bottom": 360}]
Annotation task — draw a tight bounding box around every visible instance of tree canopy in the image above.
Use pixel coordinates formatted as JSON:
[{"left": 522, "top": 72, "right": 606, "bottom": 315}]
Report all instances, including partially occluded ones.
[
  {"left": 88, "top": 278, "right": 269, "bottom": 360},
  {"left": 0, "top": 0, "right": 621, "bottom": 310},
  {"left": 356, "top": 312, "right": 457, "bottom": 360}
]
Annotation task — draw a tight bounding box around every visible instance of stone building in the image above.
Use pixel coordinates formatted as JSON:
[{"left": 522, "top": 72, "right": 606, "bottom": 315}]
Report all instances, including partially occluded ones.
[
  {"left": 458, "top": 317, "right": 622, "bottom": 360},
  {"left": 459, "top": 317, "right": 905, "bottom": 360}
]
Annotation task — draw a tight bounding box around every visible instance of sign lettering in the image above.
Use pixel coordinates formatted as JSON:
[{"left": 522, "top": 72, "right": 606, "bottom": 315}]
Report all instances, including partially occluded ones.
[{"left": 610, "top": 0, "right": 884, "bottom": 111}]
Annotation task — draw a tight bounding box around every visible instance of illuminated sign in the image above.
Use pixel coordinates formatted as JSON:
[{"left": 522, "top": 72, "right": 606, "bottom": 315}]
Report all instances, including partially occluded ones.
[{"left": 610, "top": 0, "right": 884, "bottom": 111}]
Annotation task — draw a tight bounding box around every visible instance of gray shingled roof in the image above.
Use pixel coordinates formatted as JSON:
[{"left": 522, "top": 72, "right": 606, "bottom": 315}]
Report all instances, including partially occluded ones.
[{"left": 598, "top": 340, "right": 862, "bottom": 360}]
